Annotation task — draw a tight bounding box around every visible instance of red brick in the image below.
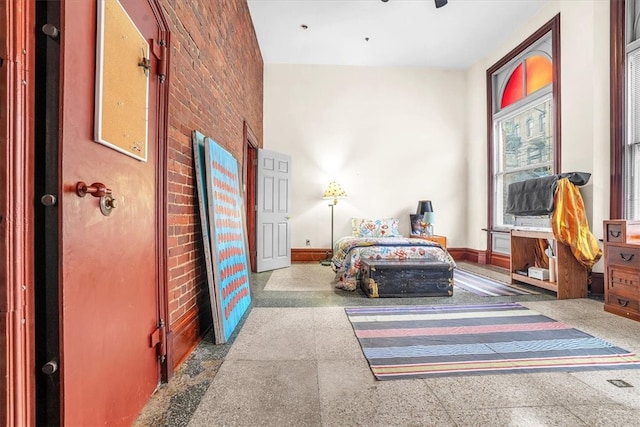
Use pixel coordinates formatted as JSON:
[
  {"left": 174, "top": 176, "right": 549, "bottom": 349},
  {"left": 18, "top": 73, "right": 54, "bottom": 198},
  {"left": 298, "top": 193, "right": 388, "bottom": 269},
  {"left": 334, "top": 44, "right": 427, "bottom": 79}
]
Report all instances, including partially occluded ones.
[{"left": 160, "top": 0, "right": 262, "bottom": 369}]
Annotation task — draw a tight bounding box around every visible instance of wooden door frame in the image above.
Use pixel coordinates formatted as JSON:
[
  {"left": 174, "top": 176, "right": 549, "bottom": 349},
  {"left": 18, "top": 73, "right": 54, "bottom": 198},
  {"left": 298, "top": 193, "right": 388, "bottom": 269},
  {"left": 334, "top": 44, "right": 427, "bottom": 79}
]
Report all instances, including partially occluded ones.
[
  {"left": 243, "top": 121, "right": 258, "bottom": 272},
  {"left": 146, "top": 0, "right": 172, "bottom": 382},
  {"left": 1, "top": 0, "right": 36, "bottom": 425},
  {"left": 1, "top": 0, "right": 172, "bottom": 423}
]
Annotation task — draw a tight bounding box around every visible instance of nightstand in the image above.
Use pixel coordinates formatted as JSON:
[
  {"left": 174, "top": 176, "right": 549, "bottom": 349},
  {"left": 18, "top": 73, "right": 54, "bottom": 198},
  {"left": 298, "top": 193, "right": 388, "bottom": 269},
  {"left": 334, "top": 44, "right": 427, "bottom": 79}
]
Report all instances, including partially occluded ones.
[{"left": 409, "top": 234, "right": 447, "bottom": 249}]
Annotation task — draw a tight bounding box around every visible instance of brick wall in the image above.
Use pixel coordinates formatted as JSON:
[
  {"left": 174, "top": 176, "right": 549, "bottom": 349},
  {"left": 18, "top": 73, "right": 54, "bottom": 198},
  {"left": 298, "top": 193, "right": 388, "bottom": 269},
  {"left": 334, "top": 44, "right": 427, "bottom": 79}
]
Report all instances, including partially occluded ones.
[{"left": 161, "top": 0, "right": 263, "bottom": 367}]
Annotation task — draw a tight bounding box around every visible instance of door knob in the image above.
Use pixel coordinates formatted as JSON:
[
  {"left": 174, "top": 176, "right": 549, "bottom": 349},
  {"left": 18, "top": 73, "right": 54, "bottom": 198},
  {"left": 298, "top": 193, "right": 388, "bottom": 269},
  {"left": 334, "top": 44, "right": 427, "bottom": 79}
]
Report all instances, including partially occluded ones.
[
  {"left": 42, "top": 360, "right": 58, "bottom": 375},
  {"left": 40, "top": 194, "right": 57, "bottom": 206}
]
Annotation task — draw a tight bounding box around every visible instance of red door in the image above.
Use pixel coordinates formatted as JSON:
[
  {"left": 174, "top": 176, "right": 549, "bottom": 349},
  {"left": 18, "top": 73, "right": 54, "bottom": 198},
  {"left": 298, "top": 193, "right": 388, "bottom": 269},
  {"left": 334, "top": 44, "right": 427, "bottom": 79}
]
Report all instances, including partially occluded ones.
[{"left": 58, "top": 1, "right": 166, "bottom": 424}]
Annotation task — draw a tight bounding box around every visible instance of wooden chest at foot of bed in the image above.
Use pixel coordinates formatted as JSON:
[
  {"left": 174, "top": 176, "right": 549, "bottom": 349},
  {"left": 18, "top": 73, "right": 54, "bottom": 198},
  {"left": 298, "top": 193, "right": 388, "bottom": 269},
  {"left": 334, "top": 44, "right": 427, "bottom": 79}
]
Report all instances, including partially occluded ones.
[{"left": 360, "top": 260, "right": 453, "bottom": 298}]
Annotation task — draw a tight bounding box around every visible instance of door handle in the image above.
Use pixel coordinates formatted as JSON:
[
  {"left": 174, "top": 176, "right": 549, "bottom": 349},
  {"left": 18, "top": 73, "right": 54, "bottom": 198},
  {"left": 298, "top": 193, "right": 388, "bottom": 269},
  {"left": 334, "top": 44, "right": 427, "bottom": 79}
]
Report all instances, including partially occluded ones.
[
  {"left": 76, "top": 181, "right": 118, "bottom": 216},
  {"left": 76, "top": 181, "right": 110, "bottom": 198}
]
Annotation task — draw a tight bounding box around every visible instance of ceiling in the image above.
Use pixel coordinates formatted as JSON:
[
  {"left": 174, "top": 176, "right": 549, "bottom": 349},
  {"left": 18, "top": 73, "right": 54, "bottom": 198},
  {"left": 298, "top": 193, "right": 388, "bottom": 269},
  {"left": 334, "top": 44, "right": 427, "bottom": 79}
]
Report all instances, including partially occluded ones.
[{"left": 247, "top": 0, "right": 550, "bottom": 69}]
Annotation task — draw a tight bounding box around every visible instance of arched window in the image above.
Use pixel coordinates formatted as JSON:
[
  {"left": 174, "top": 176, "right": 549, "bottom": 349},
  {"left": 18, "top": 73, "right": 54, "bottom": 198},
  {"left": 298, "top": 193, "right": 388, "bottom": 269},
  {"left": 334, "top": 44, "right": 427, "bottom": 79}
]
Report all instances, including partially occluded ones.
[{"left": 487, "top": 15, "right": 560, "bottom": 244}]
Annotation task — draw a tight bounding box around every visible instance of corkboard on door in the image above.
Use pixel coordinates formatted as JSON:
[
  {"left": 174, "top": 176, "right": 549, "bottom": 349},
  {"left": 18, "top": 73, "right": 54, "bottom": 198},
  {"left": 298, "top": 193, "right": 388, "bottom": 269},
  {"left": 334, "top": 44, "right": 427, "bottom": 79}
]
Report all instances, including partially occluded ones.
[{"left": 94, "top": 0, "right": 149, "bottom": 161}]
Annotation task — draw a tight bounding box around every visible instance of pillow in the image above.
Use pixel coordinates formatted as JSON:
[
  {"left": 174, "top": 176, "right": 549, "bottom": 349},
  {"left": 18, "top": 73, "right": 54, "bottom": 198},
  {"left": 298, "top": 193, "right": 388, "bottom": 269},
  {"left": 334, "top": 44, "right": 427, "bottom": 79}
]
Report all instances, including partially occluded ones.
[{"left": 351, "top": 218, "right": 401, "bottom": 238}]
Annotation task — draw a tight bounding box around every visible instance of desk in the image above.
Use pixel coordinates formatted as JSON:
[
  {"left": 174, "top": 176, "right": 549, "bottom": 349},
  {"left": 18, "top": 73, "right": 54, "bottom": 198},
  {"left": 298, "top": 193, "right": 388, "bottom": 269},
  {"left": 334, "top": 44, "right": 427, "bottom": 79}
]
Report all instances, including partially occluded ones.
[{"left": 510, "top": 229, "right": 587, "bottom": 299}]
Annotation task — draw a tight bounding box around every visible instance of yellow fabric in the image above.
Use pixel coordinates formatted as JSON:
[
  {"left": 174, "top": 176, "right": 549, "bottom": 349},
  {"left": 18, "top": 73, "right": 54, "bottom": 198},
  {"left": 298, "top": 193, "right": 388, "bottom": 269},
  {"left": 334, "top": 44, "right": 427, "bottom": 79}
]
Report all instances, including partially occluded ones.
[{"left": 551, "top": 178, "right": 602, "bottom": 269}]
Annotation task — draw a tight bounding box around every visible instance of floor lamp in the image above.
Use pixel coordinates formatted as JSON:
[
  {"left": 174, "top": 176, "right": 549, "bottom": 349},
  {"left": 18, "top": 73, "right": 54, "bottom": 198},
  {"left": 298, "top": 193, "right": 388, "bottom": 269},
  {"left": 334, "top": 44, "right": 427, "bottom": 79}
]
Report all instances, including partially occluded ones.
[{"left": 320, "top": 181, "right": 347, "bottom": 266}]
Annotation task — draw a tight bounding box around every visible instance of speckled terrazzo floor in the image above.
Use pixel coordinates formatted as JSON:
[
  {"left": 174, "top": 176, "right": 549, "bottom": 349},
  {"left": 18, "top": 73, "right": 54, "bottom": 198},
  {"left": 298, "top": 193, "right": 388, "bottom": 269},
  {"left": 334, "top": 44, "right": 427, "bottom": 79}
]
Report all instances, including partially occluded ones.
[{"left": 134, "top": 263, "right": 640, "bottom": 427}]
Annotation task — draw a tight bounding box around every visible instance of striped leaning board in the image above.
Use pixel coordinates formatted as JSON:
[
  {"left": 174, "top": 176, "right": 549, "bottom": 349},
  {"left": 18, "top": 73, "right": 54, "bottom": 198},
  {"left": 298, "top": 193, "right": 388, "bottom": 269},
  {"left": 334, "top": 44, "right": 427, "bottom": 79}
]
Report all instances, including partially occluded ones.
[{"left": 345, "top": 303, "right": 640, "bottom": 380}]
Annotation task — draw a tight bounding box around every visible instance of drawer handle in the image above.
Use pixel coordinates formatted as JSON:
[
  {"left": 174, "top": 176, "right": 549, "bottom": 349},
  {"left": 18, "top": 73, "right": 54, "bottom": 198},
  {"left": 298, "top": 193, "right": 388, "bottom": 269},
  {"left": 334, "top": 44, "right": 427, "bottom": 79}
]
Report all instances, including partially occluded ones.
[
  {"left": 619, "top": 253, "right": 635, "bottom": 262},
  {"left": 609, "top": 230, "right": 621, "bottom": 238},
  {"left": 617, "top": 298, "right": 629, "bottom": 307}
]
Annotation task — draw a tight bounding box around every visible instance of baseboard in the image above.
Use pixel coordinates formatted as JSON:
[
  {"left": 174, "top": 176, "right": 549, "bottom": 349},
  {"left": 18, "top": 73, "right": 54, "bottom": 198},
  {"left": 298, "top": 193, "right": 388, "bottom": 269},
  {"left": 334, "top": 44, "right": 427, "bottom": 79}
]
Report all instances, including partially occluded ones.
[
  {"left": 445, "top": 248, "right": 465, "bottom": 261},
  {"left": 462, "top": 248, "right": 509, "bottom": 270},
  {"left": 488, "top": 252, "right": 510, "bottom": 269},
  {"left": 292, "top": 248, "right": 331, "bottom": 263},
  {"left": 170, "top": 302, "right": 212, "bottom": 369}
]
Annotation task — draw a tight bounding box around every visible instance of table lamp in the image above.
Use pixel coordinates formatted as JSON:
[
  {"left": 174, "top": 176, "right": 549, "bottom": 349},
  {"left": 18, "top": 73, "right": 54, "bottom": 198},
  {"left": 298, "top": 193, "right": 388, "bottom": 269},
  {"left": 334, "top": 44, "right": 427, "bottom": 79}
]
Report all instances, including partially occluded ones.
[{"left": 417, "top": 200, "right": 434, "bottom": 236}]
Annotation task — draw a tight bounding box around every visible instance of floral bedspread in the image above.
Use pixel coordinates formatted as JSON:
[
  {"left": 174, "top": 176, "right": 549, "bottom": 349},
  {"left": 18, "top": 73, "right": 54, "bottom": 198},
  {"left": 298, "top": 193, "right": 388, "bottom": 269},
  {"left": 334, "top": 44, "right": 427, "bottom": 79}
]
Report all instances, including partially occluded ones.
[{"left": 331, "top": 236, "right": 456, "bottom": 291}]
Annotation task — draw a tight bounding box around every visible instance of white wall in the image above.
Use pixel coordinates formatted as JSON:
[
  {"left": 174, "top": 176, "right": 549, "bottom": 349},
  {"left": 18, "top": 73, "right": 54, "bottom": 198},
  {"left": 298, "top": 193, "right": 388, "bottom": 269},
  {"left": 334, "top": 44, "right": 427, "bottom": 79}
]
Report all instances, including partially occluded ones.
[
  {"left": 464, "top": 60, "right": 490, "bottom": 251},
  {"left": 264, "top": 0, "right": 611, "bottom": 261},
  {"left": 264, "top": 65, "right": 467, "bottom": 249}
]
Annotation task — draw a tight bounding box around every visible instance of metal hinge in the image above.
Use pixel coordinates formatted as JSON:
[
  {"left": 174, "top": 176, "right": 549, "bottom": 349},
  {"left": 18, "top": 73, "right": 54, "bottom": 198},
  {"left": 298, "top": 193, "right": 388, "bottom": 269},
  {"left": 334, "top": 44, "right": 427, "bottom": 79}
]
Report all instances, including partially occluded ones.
[
  {"left": 149, "top": 319, "right": 166, "bottom": 362},
  {"left": 152, "top": 39, "right": 167, "bottom": 83}
]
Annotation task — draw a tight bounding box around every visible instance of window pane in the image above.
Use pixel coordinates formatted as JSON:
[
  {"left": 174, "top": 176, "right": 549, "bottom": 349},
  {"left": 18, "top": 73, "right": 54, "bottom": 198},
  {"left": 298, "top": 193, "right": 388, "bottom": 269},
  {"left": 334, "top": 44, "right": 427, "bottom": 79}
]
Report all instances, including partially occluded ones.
[
  {"left": 501, "top": 63, "right": 524, "bottom": 108},
  {"left": 628, "top": 49, "right": 640, "bottom": 145},
  {"left": 496, "top": 167, "right": 553, "bottom": 226},
  {"left": 627, "top": 0, "right": 640, "bottom": 44},
  {"left": 626, "top": 142, "right": 640, "bottom": 219},
  {"left": 626, "top": 46, "right": 640, "bottom": 219},
  {"left": 525, "top": 55, "right": 552, "bottom": 95},
  {"left": 498, "top": 98, "right": 553, "bottom": 172},
  {"left": 494, "top": 97, "right": 553, "bottom": 227}
]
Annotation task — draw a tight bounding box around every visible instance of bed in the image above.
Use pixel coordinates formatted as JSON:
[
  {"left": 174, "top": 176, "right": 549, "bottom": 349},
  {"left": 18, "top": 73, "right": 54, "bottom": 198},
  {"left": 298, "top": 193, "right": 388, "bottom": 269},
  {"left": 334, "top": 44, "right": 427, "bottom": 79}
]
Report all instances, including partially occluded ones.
[{"left": 331, "top": 218, "right": 456, "bottom": 291}]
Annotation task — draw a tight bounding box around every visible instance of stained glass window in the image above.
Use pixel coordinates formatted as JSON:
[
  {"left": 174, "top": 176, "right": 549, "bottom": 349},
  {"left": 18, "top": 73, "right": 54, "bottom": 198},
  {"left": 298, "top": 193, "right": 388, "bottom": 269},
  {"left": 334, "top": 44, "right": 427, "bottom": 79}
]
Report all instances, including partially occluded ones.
[
  {"left": 526, "top": 55, "right": 552, "bottom": 95},
  {"left": 490, "top": 28, "right": 556, "bottom": 229},
  {"left": 500, "top": 55, "right": 552, "bottom": 109},
  {"left": 501, "top": 63, "right": 524, "bottom": 108}
]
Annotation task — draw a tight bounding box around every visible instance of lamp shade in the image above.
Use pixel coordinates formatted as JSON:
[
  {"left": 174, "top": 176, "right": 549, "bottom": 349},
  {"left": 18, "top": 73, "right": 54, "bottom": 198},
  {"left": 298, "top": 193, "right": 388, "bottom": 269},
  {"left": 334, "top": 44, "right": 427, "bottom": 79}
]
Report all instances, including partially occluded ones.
[
  {"left": 423, "top": 211, "right": 436, "bottom": 224},
  {"left": 416, "top": 200, "right": 433, "bottom": 215},
  {"left": 323, "top": 181, "right": 347, "bottom": 204}
]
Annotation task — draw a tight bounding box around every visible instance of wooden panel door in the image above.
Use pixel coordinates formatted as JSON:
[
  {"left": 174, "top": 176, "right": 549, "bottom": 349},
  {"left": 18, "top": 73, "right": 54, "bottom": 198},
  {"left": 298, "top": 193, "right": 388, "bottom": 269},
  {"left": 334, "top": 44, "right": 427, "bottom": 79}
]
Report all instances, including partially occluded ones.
[
  {"left": 58, "top": 0, "right": 166, "bottom": 424},
  {"left": 256, "top": 149, "right": 291, "bottom": 272}
]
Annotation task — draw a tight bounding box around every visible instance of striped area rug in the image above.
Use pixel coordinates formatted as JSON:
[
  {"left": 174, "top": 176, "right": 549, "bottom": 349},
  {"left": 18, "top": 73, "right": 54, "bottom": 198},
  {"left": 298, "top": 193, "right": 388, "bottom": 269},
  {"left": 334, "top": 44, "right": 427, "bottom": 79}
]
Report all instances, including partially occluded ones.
[
  {"left": 454, "top": 269, "right": 539, "bottom": 296},
  {"left": 345, "top": 303, "right": 640, "bottom": 380}
]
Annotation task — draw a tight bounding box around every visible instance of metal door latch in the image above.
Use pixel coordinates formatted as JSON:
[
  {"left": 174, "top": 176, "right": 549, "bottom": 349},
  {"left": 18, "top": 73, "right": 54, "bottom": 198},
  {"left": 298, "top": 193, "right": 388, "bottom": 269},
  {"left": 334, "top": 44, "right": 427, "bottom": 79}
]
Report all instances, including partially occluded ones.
[
  {"left": 139, "top": 48, "right": 151, "bottom": 77},
  {"left": 99, "top": 194, "right": 118, "bottom": 216},
  {"left": 76, "top": 181, "right": 118, "bottom": 216}
]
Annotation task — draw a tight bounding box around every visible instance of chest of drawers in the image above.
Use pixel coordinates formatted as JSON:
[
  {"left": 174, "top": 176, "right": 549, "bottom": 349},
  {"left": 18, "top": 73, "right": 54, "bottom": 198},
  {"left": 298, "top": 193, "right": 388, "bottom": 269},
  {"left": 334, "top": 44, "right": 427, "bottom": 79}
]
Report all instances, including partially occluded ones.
[{"left": 603, "top": 220, "right": 640, "bottom": 321}]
